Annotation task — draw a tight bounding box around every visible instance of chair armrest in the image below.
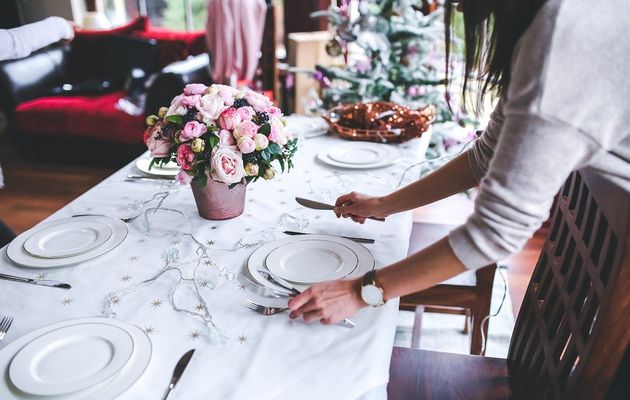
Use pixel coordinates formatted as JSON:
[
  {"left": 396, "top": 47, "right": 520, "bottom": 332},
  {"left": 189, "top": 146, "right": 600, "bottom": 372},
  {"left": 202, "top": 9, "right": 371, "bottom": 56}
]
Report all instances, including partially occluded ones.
[
  {"left": 144, "top": 53, "right": 211, "bottom": 116},
  {"left": 0, "top": 42, "right": 70, "bottom": 110}
]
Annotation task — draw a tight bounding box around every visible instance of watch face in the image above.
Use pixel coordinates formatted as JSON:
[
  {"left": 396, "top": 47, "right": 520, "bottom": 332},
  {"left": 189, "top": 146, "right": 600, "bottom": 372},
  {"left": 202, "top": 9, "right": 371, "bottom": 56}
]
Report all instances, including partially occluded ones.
[{"left": 361, "top": 284, "right": 383, "bottom": 307}]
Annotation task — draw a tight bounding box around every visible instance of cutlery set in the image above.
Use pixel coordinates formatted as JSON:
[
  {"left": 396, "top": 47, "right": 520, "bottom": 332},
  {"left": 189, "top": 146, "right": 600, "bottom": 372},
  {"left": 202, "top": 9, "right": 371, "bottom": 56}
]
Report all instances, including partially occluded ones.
[{"left": 0, "top": 273, "right": 70, "bottom": 290}]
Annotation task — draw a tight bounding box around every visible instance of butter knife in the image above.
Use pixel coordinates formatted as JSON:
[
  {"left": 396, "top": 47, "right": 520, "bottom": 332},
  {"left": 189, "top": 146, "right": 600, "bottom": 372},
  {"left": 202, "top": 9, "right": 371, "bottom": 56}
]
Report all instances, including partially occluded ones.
[
  {"left": 162, "top": 349, "right": 195, "bottom": 400},
  {"left": 0, "top": 273, "right": 71, "bottom": 289},
  {"left": 295, "top": 197, "right": 385, "bottom": 222},
  {"left": 284, "top": 230, "right": 375, "bottom": 244}
]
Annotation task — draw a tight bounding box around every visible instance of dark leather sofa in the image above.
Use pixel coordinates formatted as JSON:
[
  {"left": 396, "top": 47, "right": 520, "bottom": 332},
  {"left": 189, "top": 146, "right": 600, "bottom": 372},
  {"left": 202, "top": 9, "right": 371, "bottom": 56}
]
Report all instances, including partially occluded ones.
[{"left": 0, "top": 30, "right": 211, "bottom": 165}]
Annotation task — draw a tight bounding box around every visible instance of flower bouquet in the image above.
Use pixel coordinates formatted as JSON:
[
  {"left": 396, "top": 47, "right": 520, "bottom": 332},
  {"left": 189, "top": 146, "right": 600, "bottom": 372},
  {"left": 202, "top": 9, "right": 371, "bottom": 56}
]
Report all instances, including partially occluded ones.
[{"left": 143, "top": 84, "right": 297, "bottom": 219}]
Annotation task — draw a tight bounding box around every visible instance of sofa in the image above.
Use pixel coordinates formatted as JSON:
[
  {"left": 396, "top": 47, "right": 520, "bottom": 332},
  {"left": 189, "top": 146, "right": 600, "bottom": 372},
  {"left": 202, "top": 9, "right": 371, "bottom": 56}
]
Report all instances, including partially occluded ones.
[{"left": 0, "top": 17, "right": 212, "bottom": 165}]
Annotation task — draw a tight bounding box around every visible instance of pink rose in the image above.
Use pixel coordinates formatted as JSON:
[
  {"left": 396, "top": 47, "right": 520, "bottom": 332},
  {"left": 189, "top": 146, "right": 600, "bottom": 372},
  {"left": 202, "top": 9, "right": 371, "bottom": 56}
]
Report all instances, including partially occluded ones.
[
  {"left": 176, "top": 171, "right": 192, "bottom": 185},
  {"left": 210, "top": 146, "right": 245, "bottom": 185},
  {"left": 216, "top": 129, "right": 236, "bottom": 147},
  {"left": 181, "top": 94, "right": 201, "bottom": 107},
  {"left": 166, "top": 94, "right": 188, "bottom": 116},
  {"left": 176, "top": 144, "right": 195, "bottom": 171},
  {"left": 233, "top": 121, "right": 258, "bottom": 139},
  {"left": 237, "top": 136, "right": 256, "bottom": 154},
  {"left": 268, "top": 116, "right": 288, "bottom": 145},
  {"left": 253, "top": 133, "right": 268, "bottom": 150},
  {"left": 145, "top": 125, "right": 171, "bottom": 158},
  {"left": 218, "top": 108, "right": 242, "bottom": 130},
  {"left": 196, "top": 94, "right": 228, "bottom": 123},
  {"left": 181, "top": 121, "right": 207, "bottom": 141},
  {"left": 208, "top": 84, "right": 237, "bottom": 106},
  {"left": 267, "top": 106, "right": 282, "bottom": 116},
  {"left": 184, "top": 83, "right": 208, "bottom": 96},
  {"left": 244, "top": 91, "right": 272, "bottom": 113},
  {"left": 236, "top": 106, "right": 255, "bottom": 121}
]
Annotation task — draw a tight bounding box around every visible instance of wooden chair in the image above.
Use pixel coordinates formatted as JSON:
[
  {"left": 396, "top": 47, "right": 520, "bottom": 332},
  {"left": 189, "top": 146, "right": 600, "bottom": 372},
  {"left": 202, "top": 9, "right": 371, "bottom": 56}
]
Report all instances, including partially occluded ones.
[
  {"left": 388, "top": 169, "right": 630, "bottom": 399},
  {"left": 400, "top": 222, "right": 497, "bottom": 355}
]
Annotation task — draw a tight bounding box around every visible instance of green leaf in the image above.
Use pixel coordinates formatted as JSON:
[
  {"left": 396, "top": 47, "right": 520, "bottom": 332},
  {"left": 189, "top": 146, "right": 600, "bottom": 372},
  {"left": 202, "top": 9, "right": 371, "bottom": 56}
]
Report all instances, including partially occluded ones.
[
  {"left": 267, "top": 142, "right": 282, "bottom": 156},
  {"left": 166, "top": 115, "right": 184, "bottom": 125},
  {"left": 279, "top": 157, "right": 285, "bottom": 173},
  {"left": 208, "top": 135, "right": 219, "bottom": 149},
  {"left": 259, "top": 122, "right": 271, "bottom": 136}
]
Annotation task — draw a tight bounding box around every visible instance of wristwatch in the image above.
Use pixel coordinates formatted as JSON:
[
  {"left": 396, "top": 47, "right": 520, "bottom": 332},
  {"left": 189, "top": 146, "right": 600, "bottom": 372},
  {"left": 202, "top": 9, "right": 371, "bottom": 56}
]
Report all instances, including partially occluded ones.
[{"left": 361, "top": 270, "right": 385, "bottom": 307}]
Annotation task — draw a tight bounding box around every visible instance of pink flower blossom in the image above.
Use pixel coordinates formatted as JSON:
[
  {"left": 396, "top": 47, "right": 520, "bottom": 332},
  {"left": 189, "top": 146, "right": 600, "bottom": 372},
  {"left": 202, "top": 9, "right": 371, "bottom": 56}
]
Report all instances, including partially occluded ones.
[
  {"left": 180, "top": 94, "right": 201, "bottom": 107},
  {"left": 145, "top": 124, "right": 171, "bottom": 158},
  {"left": 237, "top": 136, "right": 256, "bottom": 154},
  {"left": 166, "top": 94, "right": 188, "bottom": 116},
  {"left": 176, "top": 144, "right": 195, "bottom": 171},
  {"left": 181, "top": 121, "right": 207, "bottom": 141},
  {"left": 218, "top": 108, "right": 241, "bottom": 130},
  {"left": 184, "top": 83, "right": 208, "bottom": 96},
  {"left": 236, "top": 106, "right": 255, "bottom": 121},
  {"left": 233, "top": 121, "right": 258, "bottom": 139},
  {"left": 253, "top": 133, "right": 268, "bottom": 150},
  {"left": 176, "top": 171, "right": 192, "bottom": 185},
  {"left": 196, "top": 94, "right": 228, "bottom": 123},
  {"left": 244, "top": 91, "right": 272, "bottom": 113},
  {"left": 208, "top": 84, "right": 237, "bottom": 106},
  {"left": 216, "top": 129, "right": 236, "bottom": 147},
  {"left": 268, "top": 116, "right": 288, "bottom": 145},
  {"left": 267, "top": 106, "right": 282, "bottom": 116},
  {"left": 211, "top": 146, "right": 245, "bottom": 184}
]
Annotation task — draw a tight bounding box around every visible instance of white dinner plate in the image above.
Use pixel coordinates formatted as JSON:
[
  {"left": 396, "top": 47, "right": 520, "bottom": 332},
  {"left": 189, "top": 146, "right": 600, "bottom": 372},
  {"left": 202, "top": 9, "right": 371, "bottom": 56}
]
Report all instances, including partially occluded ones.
[
  {"left": 285, "top": 115, "right": 329, "bottom": 139},
  {"left": 317, "top": 142, "right": 401, "bottom": 169},
  {"left": 135, "top": 158, "right": 180, "bottom": 177},
  {"left": 9, "top": 323, "right": 134, "bottom": 396},
  {"left": 265, "top": 239, "right": 358, "bottom": 284},
  {"left": 0, "top": 317, "right": 151, "bottom": 400},
  {"left": 23, "top": 219, "right": 113, "bottom": 259},
  {"left": 247, "top": 234, "right": 375, "bottom": 292},
  {"left": 6, "top": 216, "right": 128, "bottom": 268}
]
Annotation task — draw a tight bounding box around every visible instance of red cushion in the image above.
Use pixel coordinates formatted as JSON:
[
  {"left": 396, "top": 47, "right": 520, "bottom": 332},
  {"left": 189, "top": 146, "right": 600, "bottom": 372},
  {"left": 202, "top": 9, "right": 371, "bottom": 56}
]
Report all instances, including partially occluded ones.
[
  {"left": 74, "top": 16, "right": 148, "bottom": 38},
  {"left": 15, "top": 92, "right": 144, "bottom": 145},
  {"left": 133, "top": 28, "right": 206, "bottom": 68}
]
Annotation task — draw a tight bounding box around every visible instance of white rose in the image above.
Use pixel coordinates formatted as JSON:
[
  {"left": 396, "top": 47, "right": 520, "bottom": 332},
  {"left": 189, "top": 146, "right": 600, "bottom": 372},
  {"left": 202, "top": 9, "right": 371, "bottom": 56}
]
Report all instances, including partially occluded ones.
[
  {"left": 210, "top": 146, "right": 245, "bottom": 185},
  {"left": 196, "top": 94, "right": 228, "bottom": 123}
]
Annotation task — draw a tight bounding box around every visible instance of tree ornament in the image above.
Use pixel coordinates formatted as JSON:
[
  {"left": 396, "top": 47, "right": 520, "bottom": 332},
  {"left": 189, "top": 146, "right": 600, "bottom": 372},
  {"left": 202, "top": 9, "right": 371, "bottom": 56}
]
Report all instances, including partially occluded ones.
[{"left": 325, "top": 37, "right": 343, "bottom": 57}]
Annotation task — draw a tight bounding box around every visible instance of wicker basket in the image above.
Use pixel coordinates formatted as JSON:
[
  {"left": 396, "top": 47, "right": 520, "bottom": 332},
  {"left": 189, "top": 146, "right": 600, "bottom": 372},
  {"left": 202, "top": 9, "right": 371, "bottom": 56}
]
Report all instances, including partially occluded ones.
[{"left": 322, "top": 102, "right": 435, "bottom": 144}]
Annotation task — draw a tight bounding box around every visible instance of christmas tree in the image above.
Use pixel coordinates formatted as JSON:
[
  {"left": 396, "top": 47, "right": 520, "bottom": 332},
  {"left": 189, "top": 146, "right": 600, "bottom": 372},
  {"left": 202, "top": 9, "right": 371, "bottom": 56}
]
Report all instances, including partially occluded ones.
[{"left": 310, "top": 0, "right": 479, "bottom": 160}]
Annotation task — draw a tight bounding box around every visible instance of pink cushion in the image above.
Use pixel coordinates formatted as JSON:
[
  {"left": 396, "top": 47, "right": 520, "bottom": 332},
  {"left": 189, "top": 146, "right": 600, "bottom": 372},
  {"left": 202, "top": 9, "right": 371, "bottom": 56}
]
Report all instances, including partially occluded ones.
[{"left": 15, "top": 92, "right": 144, "bottom": 145}]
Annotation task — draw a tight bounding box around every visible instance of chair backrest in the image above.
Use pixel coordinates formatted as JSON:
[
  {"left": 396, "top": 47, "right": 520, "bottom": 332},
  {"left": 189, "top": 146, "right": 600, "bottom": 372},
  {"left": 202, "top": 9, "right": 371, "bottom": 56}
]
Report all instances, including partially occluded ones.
[{"left": 507, "top": 169, "right": 630, "bottom": 399}]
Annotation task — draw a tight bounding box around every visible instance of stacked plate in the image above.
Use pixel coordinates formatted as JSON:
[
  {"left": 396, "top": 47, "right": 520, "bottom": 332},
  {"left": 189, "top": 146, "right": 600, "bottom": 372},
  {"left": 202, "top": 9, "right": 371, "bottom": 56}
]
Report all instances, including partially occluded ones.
[
  {"left": 0, "top": 318, "right": 151, "bottom": 399},
  {"left": 317, "top": 142, "right": 401, "bottom": 169},
  {"left": 285, "top": 115, "right": 329, "bottom": 139},
  {"left": 247, "top": 234, "right": 375, "bottom": 292},
  {"left": 135, "top": 158, "right": 179, "bottom": 177},
  {"left": 6, "top": 216, "right": 128, "bottom": 268}
]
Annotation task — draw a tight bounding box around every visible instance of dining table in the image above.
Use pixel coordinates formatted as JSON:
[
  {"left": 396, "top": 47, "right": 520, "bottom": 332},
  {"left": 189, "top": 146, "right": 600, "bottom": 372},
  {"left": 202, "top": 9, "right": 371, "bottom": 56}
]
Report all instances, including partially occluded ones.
[{"left": 0, "top": 116, "right": 432, "bottom": 400}]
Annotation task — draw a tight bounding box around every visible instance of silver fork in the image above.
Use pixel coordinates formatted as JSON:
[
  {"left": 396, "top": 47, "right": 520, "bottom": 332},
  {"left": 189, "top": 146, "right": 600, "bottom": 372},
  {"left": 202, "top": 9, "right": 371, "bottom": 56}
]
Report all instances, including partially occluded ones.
[
  {"left": 243, "top": 300, "right": 289, "bottom": 316},
  {"left": 0, "top": 316, "right": 14, "bottom": 341}
]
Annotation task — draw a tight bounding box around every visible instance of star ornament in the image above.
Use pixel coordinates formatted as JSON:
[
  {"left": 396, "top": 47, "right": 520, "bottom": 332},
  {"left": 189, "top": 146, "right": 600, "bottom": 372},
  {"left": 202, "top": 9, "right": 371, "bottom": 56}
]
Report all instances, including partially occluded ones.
[
  {"left": 206, "top": 240, "right": 216, "bottom": 247},
  {"left": 237, "top": 334, "right": 248, "bottom": 344},
  {"left": 111, "top": 296, "right": 121, "bottom": 305},
  {"left": 144, "top": 326, "right": 156, "bottom": 335},
  {"left": 120, "top": 275, "right": 132, "bottom": 282},
  {"left": 60, "top": 297, "right": 73, "bottom": 306},
  {"left": 37, "top": 273, "right": 48, "bottom": 280},
  {"left": 151, "top": 299, "right": 163, "bottom": 308},
  {"left": 190, "top": 330, "right": 202, "bottom": 340},
  {"left": 194, "top": 304, "right": 205, "bottom": 312}
]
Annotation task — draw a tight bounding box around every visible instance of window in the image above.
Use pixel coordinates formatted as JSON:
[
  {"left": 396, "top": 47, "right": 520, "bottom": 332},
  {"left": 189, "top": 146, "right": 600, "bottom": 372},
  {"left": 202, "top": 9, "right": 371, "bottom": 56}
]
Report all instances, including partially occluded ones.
[{"left": 103, "top": 0, "right": 208, "bottom": 31}]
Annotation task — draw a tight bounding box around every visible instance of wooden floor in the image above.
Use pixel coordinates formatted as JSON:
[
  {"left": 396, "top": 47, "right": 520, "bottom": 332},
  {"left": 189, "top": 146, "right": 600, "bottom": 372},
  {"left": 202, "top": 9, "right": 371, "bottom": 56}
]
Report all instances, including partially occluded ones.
[{"left": 0, "top": 140, "right": 539, "bottom": 318}]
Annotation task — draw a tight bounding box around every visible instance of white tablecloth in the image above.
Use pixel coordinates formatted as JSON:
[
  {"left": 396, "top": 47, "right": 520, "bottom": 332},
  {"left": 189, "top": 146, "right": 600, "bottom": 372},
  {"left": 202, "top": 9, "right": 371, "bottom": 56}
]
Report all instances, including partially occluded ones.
[{"left": 0, "top": 128, "right": 430, "bottom": 400}]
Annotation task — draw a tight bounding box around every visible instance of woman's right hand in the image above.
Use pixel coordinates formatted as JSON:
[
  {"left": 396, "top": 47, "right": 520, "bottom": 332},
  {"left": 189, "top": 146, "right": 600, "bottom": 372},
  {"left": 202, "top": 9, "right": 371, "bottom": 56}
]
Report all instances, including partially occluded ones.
[{"left": 334, "top": 192, "right": 388, "bottom": 224}]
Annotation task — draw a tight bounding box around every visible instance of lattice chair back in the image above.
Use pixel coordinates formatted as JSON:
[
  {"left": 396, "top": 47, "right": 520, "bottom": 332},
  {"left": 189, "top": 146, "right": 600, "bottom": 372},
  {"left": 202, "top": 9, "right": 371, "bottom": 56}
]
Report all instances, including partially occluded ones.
[{"left": 507, "top": 169, "right": 630, "bottom": 399}]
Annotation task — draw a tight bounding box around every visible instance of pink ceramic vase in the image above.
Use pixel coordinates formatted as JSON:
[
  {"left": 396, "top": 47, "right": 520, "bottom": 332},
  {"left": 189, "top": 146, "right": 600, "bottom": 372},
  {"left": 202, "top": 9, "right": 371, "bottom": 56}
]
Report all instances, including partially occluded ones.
[{"left": 190, "top": 178, "right": 246, "bottom": 220}]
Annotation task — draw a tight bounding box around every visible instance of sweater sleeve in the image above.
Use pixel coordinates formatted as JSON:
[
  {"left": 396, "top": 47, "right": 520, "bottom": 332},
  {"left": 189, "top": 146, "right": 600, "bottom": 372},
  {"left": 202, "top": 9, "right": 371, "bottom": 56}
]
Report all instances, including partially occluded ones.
[
  {"left": 467, "top": 96, "right": 506, "bottom": 182},
  {"left": 448, "top": 113, "right": 603, "bottom": 269},
  {"left": 0, "top": 17, "right": 73, "bottom": 61}
]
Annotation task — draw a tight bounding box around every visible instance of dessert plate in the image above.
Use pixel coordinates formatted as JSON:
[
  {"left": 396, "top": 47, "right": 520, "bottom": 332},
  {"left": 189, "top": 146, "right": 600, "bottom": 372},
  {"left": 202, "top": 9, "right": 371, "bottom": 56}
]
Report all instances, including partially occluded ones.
[
  {"left": 135, "top": 158, "right": 179, "bottom": 177},
  {"left": 9, "top": 323, "right": 134, "bottom": 396},
  {"left": 247, "top": 234, "right": 374, "bottom": 292},
  {"left": 0, "top": 317, "right": 151, "bottom": 400},
  {"left": 285, "top": 115, "right": 328, "bottom": 139},
  {"left": 23, "top": 219, "right": 113, "bottom": 259},
  {"left": 317, "top": 142, "right": 401, "bottom": 169},
  {"left": 6, "top": 216, "right": 128, "bottom": 268},
  {"left": 265, "top": 239, "right": 358, "bottom": 284}
]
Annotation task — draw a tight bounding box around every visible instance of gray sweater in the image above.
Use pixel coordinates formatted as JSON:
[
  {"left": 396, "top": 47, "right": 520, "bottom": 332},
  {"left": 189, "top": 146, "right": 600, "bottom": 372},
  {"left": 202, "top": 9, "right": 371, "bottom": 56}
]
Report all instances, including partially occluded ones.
[{"left": 448, "top": 0, "right": 630, "bottom": 269}]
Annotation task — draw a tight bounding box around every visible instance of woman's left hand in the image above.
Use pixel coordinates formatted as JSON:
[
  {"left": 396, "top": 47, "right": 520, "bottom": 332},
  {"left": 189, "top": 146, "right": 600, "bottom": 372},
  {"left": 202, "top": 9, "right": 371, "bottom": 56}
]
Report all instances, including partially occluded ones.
[{"left": 288, "top": 278, "right": 366, "bottom": 324}]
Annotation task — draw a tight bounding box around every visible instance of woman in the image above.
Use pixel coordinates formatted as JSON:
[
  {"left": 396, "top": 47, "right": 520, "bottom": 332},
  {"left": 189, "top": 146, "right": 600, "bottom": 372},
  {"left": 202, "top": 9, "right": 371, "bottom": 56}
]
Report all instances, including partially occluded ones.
[{"left": 288, "top": 0, "right": 630, "bottom": 323}]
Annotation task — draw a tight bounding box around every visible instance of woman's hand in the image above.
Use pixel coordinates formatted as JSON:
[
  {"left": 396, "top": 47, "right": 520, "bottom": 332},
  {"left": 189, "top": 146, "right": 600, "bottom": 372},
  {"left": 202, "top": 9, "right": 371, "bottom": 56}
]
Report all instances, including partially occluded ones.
[
  {"left": 288, "top": 278, "right": 366, "bottom": 324},
  {"left": 334, "top": 192, "right": 388, "bottom": 224}
]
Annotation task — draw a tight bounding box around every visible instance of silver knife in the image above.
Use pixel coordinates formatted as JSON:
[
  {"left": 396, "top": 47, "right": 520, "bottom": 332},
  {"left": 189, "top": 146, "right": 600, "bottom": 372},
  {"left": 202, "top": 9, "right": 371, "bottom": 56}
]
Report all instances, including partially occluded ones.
[
  {"left": 0, "top": 273, "right": 71, "bottom": 289},
  {"left": 295, "top": 197, "right": 385, "bottom": 222},
  {"left": 162, "top": 349, "right": 195, "bottom": 400},
  {"left": 284, "top": 230, "right": 375, "bottom": 244}
]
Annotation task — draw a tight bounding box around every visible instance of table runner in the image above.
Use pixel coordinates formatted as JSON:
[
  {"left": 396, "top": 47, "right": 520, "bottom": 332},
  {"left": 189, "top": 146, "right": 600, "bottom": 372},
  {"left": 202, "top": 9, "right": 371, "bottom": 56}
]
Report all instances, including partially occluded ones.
[{"left": 0, "top": 127, "right": 430, "bottom": 399}]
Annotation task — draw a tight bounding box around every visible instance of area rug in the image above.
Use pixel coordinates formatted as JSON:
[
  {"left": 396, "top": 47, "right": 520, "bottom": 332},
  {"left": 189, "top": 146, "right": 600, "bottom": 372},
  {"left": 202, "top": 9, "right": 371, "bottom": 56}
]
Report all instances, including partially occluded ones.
[{"left": 394, "top": 266, "right": 515, "bottom": 358}]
